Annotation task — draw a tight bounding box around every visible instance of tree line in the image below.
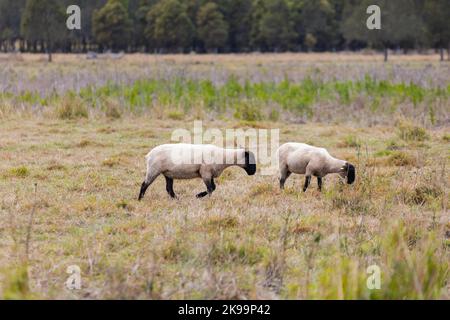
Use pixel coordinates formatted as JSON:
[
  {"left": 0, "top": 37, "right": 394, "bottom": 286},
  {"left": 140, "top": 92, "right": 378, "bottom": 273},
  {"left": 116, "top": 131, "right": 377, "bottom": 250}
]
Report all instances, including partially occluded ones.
[{"left": 0, "top": 0, "right": 449, "bottom": 61}]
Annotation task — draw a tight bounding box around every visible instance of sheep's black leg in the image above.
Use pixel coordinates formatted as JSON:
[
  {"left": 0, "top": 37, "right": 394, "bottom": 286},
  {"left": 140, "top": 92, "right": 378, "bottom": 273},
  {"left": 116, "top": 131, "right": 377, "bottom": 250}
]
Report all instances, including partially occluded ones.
[
  {"left": 279, "top": 166, "right": 290, "bottom": 190},
  {"left": 317, "top": 177, "right": 323, "bottom": 192},
  {"left": 138, "top": 171, "right": 160, "bottom": 201},
  {"left": 138, "top": 181, "right": 150, "bottom": 201},
  {"left": 303, "top": 176, "right": 311, "bottom": 192},
  {"left": 196, "top": 178, "right": 216, "bottom": 198},
  {"left": 279, "top": 171, "right": 291, "bottom": 190},
  {"left": 196, "top": 191, "right": 208, "bottom": 198},
  {"left": 165, "top": 176, "right": 176, "bottom": 198}
]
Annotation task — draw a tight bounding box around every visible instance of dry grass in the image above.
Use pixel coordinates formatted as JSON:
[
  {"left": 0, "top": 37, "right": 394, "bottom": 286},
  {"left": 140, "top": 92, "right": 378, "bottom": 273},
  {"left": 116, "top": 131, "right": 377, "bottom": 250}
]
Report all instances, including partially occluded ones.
[{"left": 0, "top": 117, "right": 448, "bottom": 299}]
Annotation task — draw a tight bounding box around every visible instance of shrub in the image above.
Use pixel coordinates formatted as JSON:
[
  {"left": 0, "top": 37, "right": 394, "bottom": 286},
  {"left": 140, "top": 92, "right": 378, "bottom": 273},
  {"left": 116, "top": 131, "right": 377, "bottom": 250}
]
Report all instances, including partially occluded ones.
[
  {"left": 389, "top": 151, "right": 417, "bottom": 167},
  {"left": 102, "top": 157, "right": 122, "bottom": 167},
  {"left": 377, "top": 223, "right": 448, "bottom": 299},
  {"left": 233, "top": 101, "right": 263, "bottom": 121},
  {"left": 308, "top": 257, "right": 369, "bottom": 299},
  {"left": 206, "top": 215, "right": 239, "bottom": 230},
  {"left": 116, "top": 199, "right": 131, "bottom": 210},
  {"left": 330, "top": 191, "right": 370, "bottom": 215},
  {"left": 386, "top": 139, "right": 404, "bottom": 150},
  {"left": 1, "top": 265, "right": 31, "bottom": 299},
  {"left": 167, "top": 110, "right": 184, "bottom": 120},
  {"left": 234, "top": 120, "right": 267, "bottom": 129},
  {"left": 398, "top": 184, "right": 443, "bottom": 206},
  {"left": 103, "top": 99, "right": 122, "bottom": 119},
  {"left": 443, "top": 134, "right": 450, "bottom": 142},
  {"left": 337, "top": 135, "right": 361, "bottom": 148},
  {"left": 268, "top": 109, "right": 280, "bottom": 122},
  {"left": 310, "top": 223, "right": 449, "bottom": 299},
  {"left": 55, "top": 95, "right": 88, "bottom": 120},
  {"left": 6, "top": 166, "right": 29, "bottom": 178},
  {"left": 249, "top": 183, "right": 274, "bottom": 197},
  {"left": 161, "top": 239, "right": 189, "bottom": 262},
  {"left": 208, "top": 240, "right": 264, "bottom": 266},
  {"left": 374, "top": 149, "right": 392, "bottom": 157},
  {"left": 397, "top": 120, "right": 428, "bottom": 142}
]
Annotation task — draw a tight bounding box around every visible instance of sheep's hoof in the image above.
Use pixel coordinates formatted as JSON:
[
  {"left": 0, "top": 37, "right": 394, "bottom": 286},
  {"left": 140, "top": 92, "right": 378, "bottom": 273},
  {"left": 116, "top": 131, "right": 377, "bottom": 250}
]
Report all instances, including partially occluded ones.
[{"left": 196, "top": 191, "right": 208, "bottom": 198}]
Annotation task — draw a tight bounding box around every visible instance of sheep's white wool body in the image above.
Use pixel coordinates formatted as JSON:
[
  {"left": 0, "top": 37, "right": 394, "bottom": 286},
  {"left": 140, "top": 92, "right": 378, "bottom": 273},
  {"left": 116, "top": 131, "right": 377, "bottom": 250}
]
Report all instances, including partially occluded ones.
[
  {"left": 278, "top": 142, "right": 346, "bottom": 178},
  {"left": 138, "top": 143, "right": 256, "bottom": 200},
  {"left": 145, "top": 144, "right": 247, "bottom": 180}
]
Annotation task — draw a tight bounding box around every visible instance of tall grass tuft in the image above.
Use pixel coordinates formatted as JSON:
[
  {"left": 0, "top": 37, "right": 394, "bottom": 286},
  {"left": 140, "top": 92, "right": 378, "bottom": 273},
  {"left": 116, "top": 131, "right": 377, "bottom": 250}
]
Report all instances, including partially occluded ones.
[
  {"left": 55, "top": 95, "right": 88, "bottom": 120},
  {"left": 375, "top": 222, "right": 448, "bottom": 299},
  {"left": 2, "top": 75, "right": 448, "bottom": 124},
  {"left": 396, "top": 119, "right": 429, "bottom": 142}
]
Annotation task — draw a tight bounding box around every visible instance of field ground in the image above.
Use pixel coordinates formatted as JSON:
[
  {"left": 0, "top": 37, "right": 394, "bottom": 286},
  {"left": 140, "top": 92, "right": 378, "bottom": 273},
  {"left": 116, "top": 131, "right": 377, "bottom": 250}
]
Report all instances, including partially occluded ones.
[{"left": 0, "top": 53, "right": 449, "bottom": 299}]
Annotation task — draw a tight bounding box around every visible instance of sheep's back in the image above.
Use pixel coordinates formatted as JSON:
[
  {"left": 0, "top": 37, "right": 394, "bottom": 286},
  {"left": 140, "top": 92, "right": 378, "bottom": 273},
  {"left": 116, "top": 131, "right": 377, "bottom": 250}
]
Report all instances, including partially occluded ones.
[
  {"left": 279, "top": 143, "right": 330, "bottom": 174},
  {"left": 146, "top": 143, "right": 229, "bottom": 168}
]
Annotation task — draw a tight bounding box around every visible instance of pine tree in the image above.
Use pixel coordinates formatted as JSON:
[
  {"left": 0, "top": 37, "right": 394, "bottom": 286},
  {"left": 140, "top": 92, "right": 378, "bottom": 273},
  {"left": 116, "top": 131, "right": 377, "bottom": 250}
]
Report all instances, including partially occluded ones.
[
  {"left": 145, "top": 0, "right": 194, "bottom": 52},
  {"left": 257, "top": 0, "right": 296, "bottom": 51},
  {"left": 222, "top": 0, "right": 253, "bottom": 52},
  {"left": 197, "top": 2, "right": 229, "bottom": 52},
  {"left": 298, "top": 0, "right": 337, "bottom": 51},
  {"left": 342, "top": 0, "right": 426, "bottom": 61},
  {"left": 0, "top": 0, "right": 26, "bottom": 52},
  {"left": 21, "top": 0, "right": 66, "bottom": 61},
  {"left": 62, "top": 0, "right": 107, "bottom": 52},
  {"left": 92, "top": 0, "right": 132, "bottom": 51},
  {"left": 132, "top": 0, "right": 159, "bottom": 51},
  {"left": 424, "top": 0, "right": 450, "bottom": 61}
]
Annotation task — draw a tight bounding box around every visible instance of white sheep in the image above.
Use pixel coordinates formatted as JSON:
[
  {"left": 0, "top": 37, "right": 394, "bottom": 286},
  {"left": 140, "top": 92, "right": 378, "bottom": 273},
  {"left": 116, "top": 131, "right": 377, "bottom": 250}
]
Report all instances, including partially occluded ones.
[
  {"left": 138, "top": 144, "right": 256, "bottom": 200},
  {"left": 277, "top": 142, "right": 355, "bottom": 192}
]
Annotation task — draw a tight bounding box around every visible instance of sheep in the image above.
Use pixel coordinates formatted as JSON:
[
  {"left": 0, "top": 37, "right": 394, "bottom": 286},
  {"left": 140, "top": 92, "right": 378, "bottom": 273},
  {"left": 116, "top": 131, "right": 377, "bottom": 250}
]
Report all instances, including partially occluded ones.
[
  {"left": 138, "top": 144, "right": 256, "bottom": 200},
  {"left": 277, "top": 142, "right": 355, "bottom": 192}
]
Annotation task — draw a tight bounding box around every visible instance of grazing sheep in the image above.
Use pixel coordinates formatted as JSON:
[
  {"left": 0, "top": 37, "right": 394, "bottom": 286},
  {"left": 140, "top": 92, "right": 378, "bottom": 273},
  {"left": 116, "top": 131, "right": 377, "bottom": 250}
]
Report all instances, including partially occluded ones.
[
  {"left": 277, "top": 143, "right": 355, "bottom": 192},
  {"left": 138, "top": 144, "right": 256, "bottom": 200}
]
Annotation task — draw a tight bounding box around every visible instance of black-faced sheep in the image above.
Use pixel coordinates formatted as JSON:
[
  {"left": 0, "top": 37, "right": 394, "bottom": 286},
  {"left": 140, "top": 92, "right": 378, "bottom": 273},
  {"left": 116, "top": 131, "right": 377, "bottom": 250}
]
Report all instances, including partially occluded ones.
[
  {"left": 277, "top": 143, "right": 355, "bottom": 192},
  {"left": 138, "top": 144, "right": 256, "bottom": 200}
]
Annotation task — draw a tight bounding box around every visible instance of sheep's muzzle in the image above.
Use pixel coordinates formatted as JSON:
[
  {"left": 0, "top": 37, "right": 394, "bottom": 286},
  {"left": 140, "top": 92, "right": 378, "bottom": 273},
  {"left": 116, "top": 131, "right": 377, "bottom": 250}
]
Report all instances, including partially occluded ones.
[{"left": 244, "top": 151, "right": 256, "bottom": 175}]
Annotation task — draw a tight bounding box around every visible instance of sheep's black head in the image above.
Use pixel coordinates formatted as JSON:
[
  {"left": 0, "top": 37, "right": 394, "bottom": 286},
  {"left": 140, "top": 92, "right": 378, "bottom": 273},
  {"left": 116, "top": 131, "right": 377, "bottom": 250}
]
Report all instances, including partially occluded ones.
[
  {"left": 345, "top": 162, "right": 356, "bottom": 184},
  {"left": 244, "top": 151, "right": 256, "bottom": 175}
]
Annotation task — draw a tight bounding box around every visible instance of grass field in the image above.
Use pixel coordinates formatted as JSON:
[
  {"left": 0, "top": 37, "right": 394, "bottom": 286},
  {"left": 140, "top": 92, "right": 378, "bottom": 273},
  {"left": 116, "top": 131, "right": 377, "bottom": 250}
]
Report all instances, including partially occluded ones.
[{"left": 0, "top": 53, "right": 449, "bottom": 299}]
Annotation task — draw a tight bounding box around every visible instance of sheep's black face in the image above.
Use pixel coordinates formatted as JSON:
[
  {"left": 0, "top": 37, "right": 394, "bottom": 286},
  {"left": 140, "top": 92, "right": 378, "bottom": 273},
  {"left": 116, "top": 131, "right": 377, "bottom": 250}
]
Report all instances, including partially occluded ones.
[
  {"left": 346, "top": 163, "right": 356, "bottom": 184},
  {"left": 244, "top": 151, "right": 256, "bottom": 175}
]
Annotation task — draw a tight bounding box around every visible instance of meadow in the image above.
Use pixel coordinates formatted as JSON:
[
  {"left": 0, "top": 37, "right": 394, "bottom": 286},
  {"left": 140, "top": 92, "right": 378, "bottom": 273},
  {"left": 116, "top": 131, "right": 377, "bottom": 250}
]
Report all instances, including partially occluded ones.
[{"left": 0, "top": 53, "right": 449, "bottom": 299}]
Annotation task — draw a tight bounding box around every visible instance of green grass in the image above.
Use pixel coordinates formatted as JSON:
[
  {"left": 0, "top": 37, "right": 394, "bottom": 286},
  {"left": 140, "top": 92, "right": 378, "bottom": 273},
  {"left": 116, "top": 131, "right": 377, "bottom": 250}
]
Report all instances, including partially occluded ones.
[
  {"left": 4, "top": 166, "right": 30, "bottom": 178},
  {"left": 2, "top": 77, "right": 449, "bottom": 123}
]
